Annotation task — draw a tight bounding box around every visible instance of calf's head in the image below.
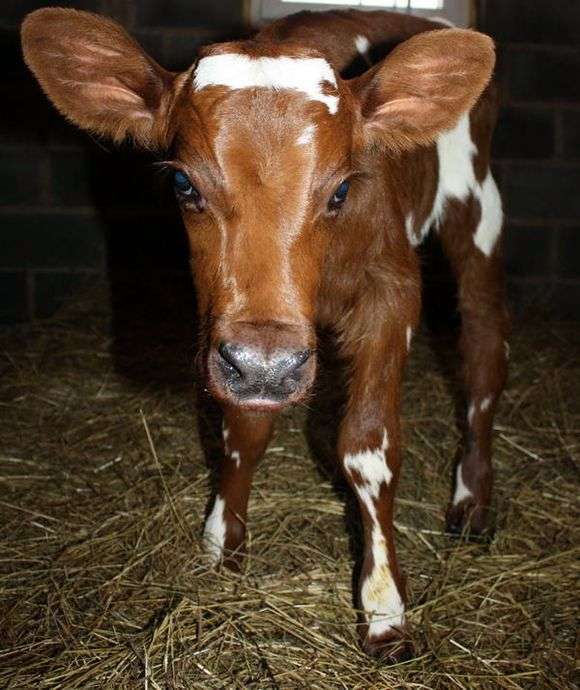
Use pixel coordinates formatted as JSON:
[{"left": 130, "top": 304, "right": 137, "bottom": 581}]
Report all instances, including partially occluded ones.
[{"left": 22, "top": 8, "right": 494, "bottom": 410}]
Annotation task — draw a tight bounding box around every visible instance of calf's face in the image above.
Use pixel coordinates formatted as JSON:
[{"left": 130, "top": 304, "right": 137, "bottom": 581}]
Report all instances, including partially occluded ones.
[{"left": 22, "top": 8, "right": 494, "bottom": 410}]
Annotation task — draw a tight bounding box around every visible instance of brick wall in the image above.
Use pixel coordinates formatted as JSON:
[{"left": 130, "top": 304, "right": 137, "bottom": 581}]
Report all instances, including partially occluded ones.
[
  {"left": 477, "top": 0, "right": 580, "bottom": 315},
  {"left": 0, "top": 0, "right": 245, "bottom": 323},
  {"left": 2, "top": 1, "right": 580, "bottom": 323}
]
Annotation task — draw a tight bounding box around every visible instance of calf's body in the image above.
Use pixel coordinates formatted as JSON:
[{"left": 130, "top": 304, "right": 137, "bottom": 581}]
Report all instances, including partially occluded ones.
[{"left": 22, "top": 7, "right": 508, "bottom": 661}]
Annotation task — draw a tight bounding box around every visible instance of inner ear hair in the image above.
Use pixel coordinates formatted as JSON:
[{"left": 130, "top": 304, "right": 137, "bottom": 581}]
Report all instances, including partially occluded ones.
[
  {"left": 21, "top": 7, "right": 178, "bottom": 148},
  {"left": 352, "top": 29, "right": 495, "bottom": 153}
]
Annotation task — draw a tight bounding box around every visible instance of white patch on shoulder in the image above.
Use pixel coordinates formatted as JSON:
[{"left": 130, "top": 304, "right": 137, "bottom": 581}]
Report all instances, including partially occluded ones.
[
  {"left": 231, "top": 450, "right": 241, "bottom": 469},
  {"left": 296, "top": 123, "right": 316, "bottom": 146},
  {"left": 406, "top": 325, "right": 413, "bottom": 352},
  {"left": 467, "top": 401, "right": 476, "bottom": 426},
  {"left": 405, "top": 212, "right": 419, "bottom": 247},
  {"left": 193, "top": 53, "right": 339, "bottom": 114},
  {"left": 474, "top": 172, "right": 503, "bottom": 256},
  {"left": 480, "top": 395, "right": 493, "bottom": 413},
  {"left": 354, "top": 34, "right": 370, "bottom": 55},
  {"left": 415, "top": 114, "right": 503, "bottom": 257},
  {"left": 453, "top": 462, "right": 473, "bottom": 505},
  {"left": 203, "top": 495, "right": 226, "bottom": 564}
]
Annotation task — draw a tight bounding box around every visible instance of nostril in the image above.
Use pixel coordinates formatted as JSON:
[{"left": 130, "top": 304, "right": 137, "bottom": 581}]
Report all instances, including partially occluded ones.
[{"left": 217, "top": 342, "right": 243, "bottom": 379}]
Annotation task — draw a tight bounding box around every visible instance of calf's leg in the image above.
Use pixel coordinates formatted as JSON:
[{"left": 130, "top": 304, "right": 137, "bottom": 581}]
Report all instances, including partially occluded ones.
[
  {"left": 203, "top": 409, "right": 275, "bottom": 569},
  {"left": 438, "top": 197, "right": 509, "bottom": 536},
  {"left": 338, "top": 317, "right": 417, "bottom": 662}
]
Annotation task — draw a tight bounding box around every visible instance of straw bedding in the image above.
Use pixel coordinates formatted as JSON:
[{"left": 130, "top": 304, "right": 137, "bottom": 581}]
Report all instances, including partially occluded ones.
[{"left": 0, "top": 287, "right": 578, "bottom": 689}]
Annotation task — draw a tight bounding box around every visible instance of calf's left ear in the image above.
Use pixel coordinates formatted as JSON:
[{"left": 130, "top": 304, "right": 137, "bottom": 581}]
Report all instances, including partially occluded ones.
[
  {"left": 21, "top": 8, "right": 178, "bottom": 148},
  {"left": 352, "top": 29, "right": 495, "bottom": 152}
]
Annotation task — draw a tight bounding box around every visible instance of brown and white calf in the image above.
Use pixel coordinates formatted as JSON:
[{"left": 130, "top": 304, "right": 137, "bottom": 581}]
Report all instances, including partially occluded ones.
[{"left": 22, "top": 8, "right": 508, "bottom": 661}]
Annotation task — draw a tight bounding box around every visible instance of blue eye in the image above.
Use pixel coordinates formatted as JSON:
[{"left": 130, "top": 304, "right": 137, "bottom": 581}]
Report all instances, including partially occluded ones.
[
  {"left": 329, "top": 180, "right": 350, "bottom": 210},
  {"left": 173, "top": 170, "right": 193, "bottom": 194}
]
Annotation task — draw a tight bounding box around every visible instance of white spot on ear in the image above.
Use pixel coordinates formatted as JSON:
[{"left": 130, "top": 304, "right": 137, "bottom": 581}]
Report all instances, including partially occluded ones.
[
  {"left": 231, "top": 450, "right": 241, "bottom": 469},
  {"left": 194, "top": 53, "right": 339, "bottom": 114},
  {"left": 355, "top": 34, "right": 370, "bottom": 55},
  {"left": 480, "top": 395, "right": 493, "bottom": 413},
  {"left": 453, "top": 462, "right": 473, "bottom": 505},
  {"left": 406, "top": 326, "right": 413, "bottom": 352},
  {"left": 203, "top": 495, "right": 226, "bottom": 564},
  {"left": 296, "top": 123, "right": 316, "bottom": 146},
  {"left": 467, "top": 402, "right": 476, "bottom": 426},
  {"left": 474, "top": 172, "right": 503, "bottom": 257}
]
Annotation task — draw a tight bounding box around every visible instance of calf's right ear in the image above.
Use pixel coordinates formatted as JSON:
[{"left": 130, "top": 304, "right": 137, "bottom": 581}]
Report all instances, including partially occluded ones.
[{"left": 22, "top": 8, "right": 178, "bottom": 148}]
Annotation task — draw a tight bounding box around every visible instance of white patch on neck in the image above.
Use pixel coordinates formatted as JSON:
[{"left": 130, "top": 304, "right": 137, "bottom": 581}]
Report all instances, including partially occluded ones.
[
  {"left": 354, "top": 34, "right": 370, "bottom": 55},
  {"left": 413, "top": 113, "right": 503, "bottom": 258},
  {"left": 203, "top": 495, "right": 226, "bottom": 565},
  {"left": 453, "top": 462, "right": 473, "bottom": 506},
  {"left": 193, "top": 53, "right": 339, "bottom": 114},
  {"left": 296, "top": 123, "right": 316, "bottom": 146}
]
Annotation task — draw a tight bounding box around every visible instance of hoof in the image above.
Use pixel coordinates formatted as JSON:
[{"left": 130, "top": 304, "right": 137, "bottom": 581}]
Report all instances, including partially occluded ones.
[
  {"left": 361, "top": 631, "right": 414, "bottom": 664},
  {"left": 446, "top": 501, "right": 491, "bottom": 541}
]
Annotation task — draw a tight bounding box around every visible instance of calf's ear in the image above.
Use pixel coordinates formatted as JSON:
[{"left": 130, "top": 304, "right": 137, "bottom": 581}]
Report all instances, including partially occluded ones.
[
  {"left": 22, "top": 8, "right": 177, "bottom": 148},
  {"left": 352, "top": 29, "right": 495, "bottom": 152}
]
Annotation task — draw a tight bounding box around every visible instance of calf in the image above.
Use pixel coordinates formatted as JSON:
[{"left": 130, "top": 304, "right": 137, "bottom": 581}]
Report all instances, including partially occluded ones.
[{"left": 22, "top": 8, "right": 508, "bottom": 662}]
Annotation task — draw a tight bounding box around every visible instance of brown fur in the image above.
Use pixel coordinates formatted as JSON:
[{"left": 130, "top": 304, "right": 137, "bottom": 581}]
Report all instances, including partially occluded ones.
[{"left": 21, "top": 7, "right": 506, "bottom": 663}]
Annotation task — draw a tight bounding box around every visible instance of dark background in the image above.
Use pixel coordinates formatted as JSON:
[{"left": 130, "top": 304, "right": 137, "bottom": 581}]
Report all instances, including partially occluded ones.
[{"left": 1, "top": 0, "right": 579, "bottom": 323}]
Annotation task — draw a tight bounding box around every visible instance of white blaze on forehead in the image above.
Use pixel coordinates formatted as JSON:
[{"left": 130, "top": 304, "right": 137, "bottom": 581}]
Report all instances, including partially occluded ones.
[
  {"left": 296, "top": 123, "right": 316, "bottom": 146},
  {"left": 453, "top": 462, "right": 473, "bottom": 506},
  {"left": 203, "top": 495, "right": 226, "bottom": 564},
  {"left": 193, "top": 53, "right": 339, "bottom": 114},
  {"left": 354, "top": 34, "right": 370, "bottom": 55}
]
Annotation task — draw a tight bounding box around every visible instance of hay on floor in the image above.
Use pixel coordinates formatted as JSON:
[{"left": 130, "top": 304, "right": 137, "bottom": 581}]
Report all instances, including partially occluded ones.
[{"left": 0, "top": 288, "right": 578, "bottom": 689}]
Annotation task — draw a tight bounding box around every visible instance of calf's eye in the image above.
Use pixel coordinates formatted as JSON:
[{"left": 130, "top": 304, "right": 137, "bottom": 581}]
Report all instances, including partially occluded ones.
[
  {"left": 173, "top": 170, "right": 204, "bottom": 209},
  {"left": 329, "top": 180, "right": 350, "bottom": 211}
]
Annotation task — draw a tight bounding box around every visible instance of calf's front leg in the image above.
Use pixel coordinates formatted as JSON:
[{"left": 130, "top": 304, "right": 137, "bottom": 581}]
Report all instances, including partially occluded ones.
[
  {"left": 203, "top": 408, "right": 275, "bottom": 569},
  {"left": 338, "top": 324, "right": 415, "bottom": 663}
]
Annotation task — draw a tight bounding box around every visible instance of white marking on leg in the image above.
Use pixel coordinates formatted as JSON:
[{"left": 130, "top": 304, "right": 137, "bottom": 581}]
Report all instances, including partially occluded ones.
[
  {"left": 296, "top": 123, "right": 316, "bottom": 146},
  {"left": 406, "top": 326, "right": 413, "bottom": 352},
  {"left": 473, "top": 172, "right": 503, "bottom": 257},
  {"left": 362, "top": 524, "right": 405, "bottom": 637},
  {"left": 467, "top": 401, "right": 476, "bottom": 426},
  {"left": 193, "top": 54, "right": 339, "bottom": 114},
  {"left": 344, "top": 430, "right": 404, "bottom": 636},
  {"left": 203, "top": 495, "right": 226, "bottom": 564},
  {"left": 453, "top": 462, "right": 473, "bottom": 505},
  {"left": 480, "top": 395, "right": 493, "bottom": 413},
  {"left": 344, "top": 429, "right": 392, "bottom": 498},
  {"left": 354, "top": 34, "right": 370, "bottom": 55},
  {"left": 231, "top": 450, "right": 241, "bottom": 469}
]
